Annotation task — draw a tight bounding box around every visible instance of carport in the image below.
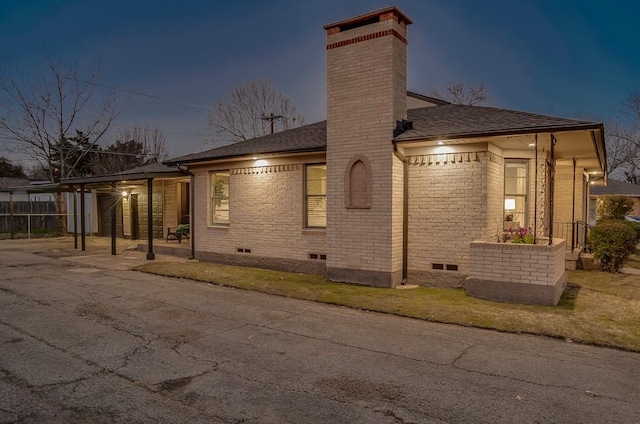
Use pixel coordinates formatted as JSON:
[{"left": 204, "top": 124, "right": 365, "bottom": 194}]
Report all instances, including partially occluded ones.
[{"left": 60, "top": 163, "right": 190, "bottom": 260}]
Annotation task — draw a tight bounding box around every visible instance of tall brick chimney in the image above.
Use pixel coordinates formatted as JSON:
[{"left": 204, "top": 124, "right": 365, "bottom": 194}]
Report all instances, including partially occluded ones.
[{"left": 324, "top": 7, "right": 412, "bottom": 287}]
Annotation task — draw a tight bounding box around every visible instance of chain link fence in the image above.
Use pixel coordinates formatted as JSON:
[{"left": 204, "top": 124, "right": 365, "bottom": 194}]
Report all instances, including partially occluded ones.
[{"left": 0, "top": 201, "right": 66, "bottom": 239}]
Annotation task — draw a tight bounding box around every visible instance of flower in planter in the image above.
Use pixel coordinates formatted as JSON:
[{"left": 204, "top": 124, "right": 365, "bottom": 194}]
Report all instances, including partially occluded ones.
[{"left": 510, "top": 226, "right": 534, "bottom": 244}]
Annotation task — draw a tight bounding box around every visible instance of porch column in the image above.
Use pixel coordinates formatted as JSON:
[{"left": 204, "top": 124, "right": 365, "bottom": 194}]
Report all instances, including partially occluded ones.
[
  {"left": 189, "top": 173, "right": 195, "bottom": 260},
  {"left": 146, "top": 178, "right": 155, "bottom": 260},
  {"left": 80, "top": 184, "right": 86, "bottom": 251},
  {"left": 548, "top": 135, "right": 557, "bottom": 245}
]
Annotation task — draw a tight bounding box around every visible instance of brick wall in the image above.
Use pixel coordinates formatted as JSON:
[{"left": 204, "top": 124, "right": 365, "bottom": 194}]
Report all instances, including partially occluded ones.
[
  {"left": 466, "top": 238, "right": 567, "bottom": 305},
  {"left": 190, "top": 160, "right": 327, "bottom": 266},
  {"left": 553, "top": 165, "right": 586, "bottom": 224},
  {"left": 162, "top": 180, "right": 178, "bottom": 231},
  {"left": 407, "top": 151, "right": 488, "bottom": 276},
  {"left": 469, "top": 239, "right": 566, "bottom": 286},
  {"left": 487, "top": 152, "right": 505, "bottom": 238}
]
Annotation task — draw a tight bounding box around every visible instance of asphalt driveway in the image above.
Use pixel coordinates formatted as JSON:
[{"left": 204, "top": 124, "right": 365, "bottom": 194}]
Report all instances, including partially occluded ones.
[{"left": 0, "top": 239, "right": 638, "bottom": 423}]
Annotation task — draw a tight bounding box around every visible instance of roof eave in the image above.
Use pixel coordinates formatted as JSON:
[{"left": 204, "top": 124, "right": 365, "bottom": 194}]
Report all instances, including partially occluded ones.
[
  {"left": 393, "top": 123, "right": 604, "bottom": 144},
  {"left": 60, "top": 171, "right": 187, "bottom": 186},
  {"left": 164, "top": 146, "right": 327, "bottom": 167}
]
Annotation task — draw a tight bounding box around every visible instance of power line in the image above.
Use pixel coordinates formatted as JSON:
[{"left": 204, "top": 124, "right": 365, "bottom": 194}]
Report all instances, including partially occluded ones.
[{"left": 67, "top": 77, "right": 210, "bottom": 110}]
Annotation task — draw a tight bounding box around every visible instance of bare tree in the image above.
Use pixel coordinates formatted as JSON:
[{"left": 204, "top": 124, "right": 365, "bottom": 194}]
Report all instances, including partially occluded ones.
[
  {"left": 0, "top": 156, "right": 27, "bottom": 178},
  {"left": 606, "top": 89, "right": 640, "bottom": 182},
  {"left": 91, "top": 124, "right": 169, "bottom": 175},
  {"left": 206, "top": 80, "right": 304, "bottom": 144},
  {"left": 0, "top": 60, "right": 124, "bottom": 182},
  {"left": 431, "top": 81, "right": 489, "bottom": 106}
]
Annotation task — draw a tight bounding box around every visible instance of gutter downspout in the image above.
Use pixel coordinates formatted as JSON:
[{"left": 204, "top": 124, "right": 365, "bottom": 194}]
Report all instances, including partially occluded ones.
[
  {"left": 393, "top": 145, "right": 408, "bottom": 284},
  {"left": 177, "top": 164, "right": 196, "bottom": 260},
  {"left": 572, "top": 157, "right": 577, "bottom": 251},
  {"left": 533, "top": 134, "right": 538, "bottom": 243}
]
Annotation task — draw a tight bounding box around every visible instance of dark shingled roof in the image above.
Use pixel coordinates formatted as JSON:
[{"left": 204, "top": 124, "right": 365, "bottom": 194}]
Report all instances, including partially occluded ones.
[
  {"left": 165, "top": 121, "right": 327, "bottom": 165},
  {"left": 0, "top": 177, "right": 30, "bottom": 189},
  {"left": 397, "top": 104, "right": 599, "bottom": 141},
  {"left": 164, "top": 105, "right": 601, "bottom": 164},
  {"left": 591, "top": 179, "right": 640, "bottom": 197}
]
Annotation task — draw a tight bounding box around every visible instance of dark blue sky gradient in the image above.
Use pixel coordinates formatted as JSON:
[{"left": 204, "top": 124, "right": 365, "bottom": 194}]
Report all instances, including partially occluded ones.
[{"left": 1, "top": 0, "right": 638, "bottom": 159}]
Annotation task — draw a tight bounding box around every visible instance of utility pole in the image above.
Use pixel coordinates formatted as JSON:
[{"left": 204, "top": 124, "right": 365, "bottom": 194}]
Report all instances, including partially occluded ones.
[{"left": 260, "top": 113, "right": 284, "bottom": 134}]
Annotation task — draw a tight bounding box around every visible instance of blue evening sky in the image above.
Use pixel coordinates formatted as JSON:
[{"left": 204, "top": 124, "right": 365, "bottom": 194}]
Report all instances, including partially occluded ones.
[{"left": 1, "top": 0, "right": 638, "bottom": 161}]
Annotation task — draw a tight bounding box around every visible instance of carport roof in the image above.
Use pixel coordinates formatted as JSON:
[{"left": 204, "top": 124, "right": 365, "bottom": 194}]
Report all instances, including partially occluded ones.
[{"left": 60, "top": 162, "right": 185, "bottom": 186}]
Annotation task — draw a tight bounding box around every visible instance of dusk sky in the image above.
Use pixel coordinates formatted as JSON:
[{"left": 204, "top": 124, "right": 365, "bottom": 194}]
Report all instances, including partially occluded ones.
[{"left": 1, "top": 0, "right": 638, "bottom": 164}]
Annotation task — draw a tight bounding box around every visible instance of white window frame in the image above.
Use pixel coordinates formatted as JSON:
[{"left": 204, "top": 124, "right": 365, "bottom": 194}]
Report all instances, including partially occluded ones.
[
  {"left": 504, "top": 160, "right": 529, "bottom": 226},
  {"left": 210, "top": 171, "right": 230, "bottom": 225},
  {"left": 305, "top": 164, "right": 327, "bottom": 229}
]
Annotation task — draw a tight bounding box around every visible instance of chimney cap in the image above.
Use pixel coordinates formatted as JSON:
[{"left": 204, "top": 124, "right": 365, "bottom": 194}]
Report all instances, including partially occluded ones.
[{"left": 323, "top": 6, "right": 413, "bottom": 31}]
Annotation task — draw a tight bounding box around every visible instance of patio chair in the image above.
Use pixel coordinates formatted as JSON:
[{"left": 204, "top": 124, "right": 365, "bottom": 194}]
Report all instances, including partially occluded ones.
[{"left": 166, "top": 215, "right": 190, "bottom": 243}]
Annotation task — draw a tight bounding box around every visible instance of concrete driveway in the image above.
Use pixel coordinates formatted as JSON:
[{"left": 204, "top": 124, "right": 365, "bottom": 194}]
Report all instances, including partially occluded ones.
[{"left": 0, "top": 238, "right": 639, "bottom": 423}]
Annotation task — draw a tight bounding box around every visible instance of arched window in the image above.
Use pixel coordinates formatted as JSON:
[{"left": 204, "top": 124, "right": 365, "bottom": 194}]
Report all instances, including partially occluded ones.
[{"left": 345, "top": 155, "right": 371, "bottom": 209}]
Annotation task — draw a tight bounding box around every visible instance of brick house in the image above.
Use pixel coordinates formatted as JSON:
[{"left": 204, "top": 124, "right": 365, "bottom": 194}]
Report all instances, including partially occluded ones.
[
  {"left": 590, "top": 179, "right": 640, "bottom": 223},
  {"left": 165, "top": 7, "right": 606, "bottom": 291}
]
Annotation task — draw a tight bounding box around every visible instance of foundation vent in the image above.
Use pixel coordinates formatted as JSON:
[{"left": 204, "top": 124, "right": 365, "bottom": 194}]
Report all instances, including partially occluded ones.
[
  {"left": 309, "top": 253, "right": 327, "bottom": 260},
  {"left": 432, "top": 263, "right": 458, "bottom": 272},
  {"left": 237, "top": 248, "right": 251, "bottom": 254}
]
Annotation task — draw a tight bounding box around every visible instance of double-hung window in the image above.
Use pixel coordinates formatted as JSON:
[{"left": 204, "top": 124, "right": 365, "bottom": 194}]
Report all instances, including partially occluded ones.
[
  {"left": 305, "top": 164, "right": 326, "bottom": 228},
  {"left": 211, "top": 171, "right": 230, "bottom": 225},
  {"left": 504, "top": 161, "right": 528, "bottom": 226}
]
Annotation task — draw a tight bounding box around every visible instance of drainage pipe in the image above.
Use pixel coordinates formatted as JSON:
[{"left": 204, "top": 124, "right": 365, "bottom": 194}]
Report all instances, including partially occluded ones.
[{"left": 393, "top": 146, "right": 408, "bottom": 284}]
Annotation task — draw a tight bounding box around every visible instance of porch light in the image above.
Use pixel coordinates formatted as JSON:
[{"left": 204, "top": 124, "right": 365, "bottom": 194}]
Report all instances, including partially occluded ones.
[
  {"left": 121, "top": 190, "right": 128, "bottom": 197},
  {"left": 528, "top": 143, "right": 535, "bottom": 147},
  {"left": 252, "top": 156, "right": 258, "bottom": 160},
  {"left": 437, "top": 141, "right": 444, "bottom": 145},
  {"left": 504, "top": 198, "right": 516, "bottom": 211}
]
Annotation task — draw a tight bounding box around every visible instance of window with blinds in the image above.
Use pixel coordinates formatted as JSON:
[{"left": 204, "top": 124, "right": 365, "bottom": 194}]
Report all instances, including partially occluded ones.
[
  {"left": 211, "top": 171, "right": 230, "bottom": 225},
  {"left": 306, "top": 164, "right": 327, "bottom": 228},
  {"left": 504, "top": 161, "right": 528, "bottom": 226}
]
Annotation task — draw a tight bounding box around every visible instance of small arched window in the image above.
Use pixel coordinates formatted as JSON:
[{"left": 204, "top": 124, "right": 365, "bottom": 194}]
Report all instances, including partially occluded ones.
[{"left": 345, "top": 155, "right": 371, "bottom": 209}]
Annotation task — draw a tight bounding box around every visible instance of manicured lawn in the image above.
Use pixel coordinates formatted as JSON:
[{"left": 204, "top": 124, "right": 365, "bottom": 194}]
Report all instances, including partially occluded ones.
[{"left": 136, "top": 261, "right": 640, "bottom": 352}]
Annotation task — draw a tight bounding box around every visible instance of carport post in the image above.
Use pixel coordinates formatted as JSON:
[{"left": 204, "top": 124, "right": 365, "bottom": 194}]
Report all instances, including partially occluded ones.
[
  {"left": 9, "top": 191, "right": 14, "bottom": 240},
  {"left": 71, "top": 185, "right": 78, "bottom": 249},
  {"left": 146, "top": 178, "right": 155, "bottom": 260},
  {"left": 111, "top": 185, "right": 117, "bottom": 256},
  {"left": 80, "top": 184, "right": 86, "bottom": 251}
]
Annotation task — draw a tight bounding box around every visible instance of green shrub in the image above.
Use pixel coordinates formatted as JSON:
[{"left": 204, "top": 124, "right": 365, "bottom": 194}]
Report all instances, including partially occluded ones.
[
  {"left": 596, "top": 195, "right": 634, "bottom": 220},
  {"left": 623, "top": 220, "right": 640, "bottom": 241},
  {"left": 588, "top": 220, "right": 638, "bottom": 272}
]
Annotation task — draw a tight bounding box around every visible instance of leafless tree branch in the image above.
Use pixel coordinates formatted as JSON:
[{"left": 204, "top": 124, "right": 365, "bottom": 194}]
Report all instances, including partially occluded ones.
[
  {"left": 431, "top": 81, "right": 489, "bottom": 106},
  {"left": 0, "top": 60, "right": 125, "bottom": 182},
  {"left": 205, "top": 80, "right": 304, "bottom": 145}
]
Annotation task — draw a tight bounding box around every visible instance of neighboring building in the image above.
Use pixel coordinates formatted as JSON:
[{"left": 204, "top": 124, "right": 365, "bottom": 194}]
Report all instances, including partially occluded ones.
[
  {"left": 0, "top": 178, "right": 56, "bottom": 202},
  {"left": 164, "top": 7, "right": 606, "bottom": 288},
  {"left": 590, "top": 179, "right": 640, "bottom": 223}
]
